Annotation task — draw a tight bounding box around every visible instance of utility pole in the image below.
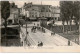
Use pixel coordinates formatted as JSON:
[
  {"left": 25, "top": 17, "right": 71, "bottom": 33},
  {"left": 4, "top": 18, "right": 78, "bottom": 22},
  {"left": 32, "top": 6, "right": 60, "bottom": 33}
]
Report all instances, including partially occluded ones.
[
  {"left": 24, "top": 8, "right": 28, "bottom": 46},
  {"left": 25, "top": 11, "right": 28, "bottom": 46}
]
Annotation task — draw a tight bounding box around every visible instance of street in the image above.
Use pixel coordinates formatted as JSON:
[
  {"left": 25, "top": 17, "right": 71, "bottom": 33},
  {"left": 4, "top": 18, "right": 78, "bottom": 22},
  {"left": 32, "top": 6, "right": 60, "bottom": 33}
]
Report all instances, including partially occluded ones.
[{"left": 20, "top": 23, "right": 78, "bottom": 47}]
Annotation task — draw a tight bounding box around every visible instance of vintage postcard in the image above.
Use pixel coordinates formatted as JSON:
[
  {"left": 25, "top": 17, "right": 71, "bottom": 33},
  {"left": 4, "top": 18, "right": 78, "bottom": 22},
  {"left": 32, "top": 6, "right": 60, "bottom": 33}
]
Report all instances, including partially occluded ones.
[{"left": 0, "top": 0, "right": 80, "bottom": 53}]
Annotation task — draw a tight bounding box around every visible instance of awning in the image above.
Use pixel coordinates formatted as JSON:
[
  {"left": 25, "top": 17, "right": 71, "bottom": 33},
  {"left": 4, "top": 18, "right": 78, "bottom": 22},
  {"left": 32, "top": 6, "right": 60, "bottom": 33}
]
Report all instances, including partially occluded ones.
[
  {"left": 38, "top": 17, "right": 47, "bottom": 20},
  {"left": 29, "top": 18, "right": 37, "bottom": 20}
]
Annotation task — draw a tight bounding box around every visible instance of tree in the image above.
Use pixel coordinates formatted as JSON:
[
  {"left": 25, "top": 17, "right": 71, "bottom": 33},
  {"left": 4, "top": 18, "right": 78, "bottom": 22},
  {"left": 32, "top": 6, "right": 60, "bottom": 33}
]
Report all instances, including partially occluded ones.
[
  {"left": 74, "top": 1, "right": 80, "bottom": 32},
  {"left": 1, "top": 1, "right": 10, "bottom": 39},
  {"left": 60, "top": 1, "right": 69, "bottom": 34},
  {"left": 67, "top": 2, "right": 74, "bottom": 32},
  {"left": 60, "top": 1, "right": 74, "bottom": 34},
  {"left": 60, "top": 1, "right": 80, "bottom": 44},
  {"left": 73, "top": 1, "right": 80, "bottom": 44}
]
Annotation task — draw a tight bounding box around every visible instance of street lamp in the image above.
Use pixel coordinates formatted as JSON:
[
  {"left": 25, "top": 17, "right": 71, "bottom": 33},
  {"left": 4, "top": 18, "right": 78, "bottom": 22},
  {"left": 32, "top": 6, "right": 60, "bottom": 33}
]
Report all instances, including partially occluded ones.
[{"left": 24, "top": 9, "right": 28, "bottom": 46}]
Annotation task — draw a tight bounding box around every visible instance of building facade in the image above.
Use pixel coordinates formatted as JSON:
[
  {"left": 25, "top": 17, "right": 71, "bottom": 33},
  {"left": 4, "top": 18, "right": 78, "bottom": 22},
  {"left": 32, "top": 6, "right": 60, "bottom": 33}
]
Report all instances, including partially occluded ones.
[
  {"left": 7, "top": 2, "right": 19, "bottom": 24},
  {"left": 51, "top": 6, "right": 60, "bottom": 21},
  {"left": 21, "top": 2, "right": 60, "bottom": 21},
  {"left": 21, "top": 3, "right": 53, "bottom": 21}
]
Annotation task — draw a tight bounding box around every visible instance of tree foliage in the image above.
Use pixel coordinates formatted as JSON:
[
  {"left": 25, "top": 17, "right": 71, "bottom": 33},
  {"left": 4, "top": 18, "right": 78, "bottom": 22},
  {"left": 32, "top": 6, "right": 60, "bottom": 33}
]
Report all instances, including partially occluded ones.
[
  {"left": 60, "top": 1, "right": 80, "bottom": 33},
  {"left": 74, "top": 1, "right": 80, "bottom": 24},
  {"left": 60, "top": 1, "right": 74, "bottom": 23},
  {"left": 1, "top": 1, "right": 10, "bottom": 35},
  {"left": 60, "top": 1, "right": 80, "bottom": 23},
  {"left": 1, "top": 1, "right": 10, "bottom": 20}
]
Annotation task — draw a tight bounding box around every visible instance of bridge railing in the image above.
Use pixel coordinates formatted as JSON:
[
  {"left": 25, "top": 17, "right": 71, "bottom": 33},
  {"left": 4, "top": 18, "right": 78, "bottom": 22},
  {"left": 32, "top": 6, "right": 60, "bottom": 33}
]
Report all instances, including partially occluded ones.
[{"left": 20, "top": 27, "right": 36, "bottom": 46}]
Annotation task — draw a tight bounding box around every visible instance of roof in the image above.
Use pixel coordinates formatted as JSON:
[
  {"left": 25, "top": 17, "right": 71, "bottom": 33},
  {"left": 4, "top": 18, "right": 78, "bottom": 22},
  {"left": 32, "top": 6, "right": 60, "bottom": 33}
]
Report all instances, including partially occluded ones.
[
  {"left": 40, "top": 6, "right": 51, "bottom": 12},
  {"left": 10, "top": 8, "right": 19, "bottom": 14},
  {"left": 24, "top": 3, "right": 51, "bottom": 12},
  {"left": 33, "top": 4, "right": 51, "bottom": 12}
]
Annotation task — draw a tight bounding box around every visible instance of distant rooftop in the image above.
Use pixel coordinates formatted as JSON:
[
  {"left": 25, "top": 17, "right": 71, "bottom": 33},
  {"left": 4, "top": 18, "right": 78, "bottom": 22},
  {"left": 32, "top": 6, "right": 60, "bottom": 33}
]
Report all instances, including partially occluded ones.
[{"left": 24, "top": 2, "right": 51, "bottom": 12}]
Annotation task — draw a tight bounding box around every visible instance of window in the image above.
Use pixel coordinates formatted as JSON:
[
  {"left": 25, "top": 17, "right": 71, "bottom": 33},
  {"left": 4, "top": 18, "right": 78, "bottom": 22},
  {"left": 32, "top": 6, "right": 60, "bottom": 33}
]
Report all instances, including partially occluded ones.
[
  {"left": 8, "top": 20, "right": 12, "bottom": 25},
  {"left": 35, "top": 15, "right": 37, "bottom": 17},
  {"left": 35, "top": 12, "right": 37, "bottom": 14},
  {"left": 32, "top": 15, "right": 34, "bottom": 17},
  {"left": 48, "top": 14, "right": 50, "bottom": 17}
]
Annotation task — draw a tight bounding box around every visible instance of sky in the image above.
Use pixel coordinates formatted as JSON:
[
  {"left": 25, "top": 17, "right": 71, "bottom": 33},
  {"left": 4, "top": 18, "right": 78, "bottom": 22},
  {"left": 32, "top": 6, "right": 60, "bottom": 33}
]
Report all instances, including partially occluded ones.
[{"left": 10, "top": 0, "right": 60, "bottom": 8}]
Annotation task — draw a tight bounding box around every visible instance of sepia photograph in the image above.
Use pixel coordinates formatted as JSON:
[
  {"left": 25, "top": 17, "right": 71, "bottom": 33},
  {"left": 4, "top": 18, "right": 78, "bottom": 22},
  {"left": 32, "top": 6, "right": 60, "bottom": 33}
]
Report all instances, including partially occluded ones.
[{"left": 0, "top": 0, "right": 80, "bottom": 52}]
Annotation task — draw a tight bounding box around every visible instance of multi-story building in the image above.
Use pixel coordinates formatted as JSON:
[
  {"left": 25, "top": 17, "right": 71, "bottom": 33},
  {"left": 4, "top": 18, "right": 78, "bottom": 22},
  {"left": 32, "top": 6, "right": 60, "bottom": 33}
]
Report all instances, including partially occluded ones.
[
  {"left": 21, "top": 2, "right": 60, "bottom": 21},
  {"left": 21, "top": 3, "right": 39, "bottom": 20},
  {"left": 27, "top": 6, "right": 40, "bottom": 19},
  {"left": 21, "top": 2, "right": 52, "bottom": 21},
  {"left": 7, "top": 2, "right": 19, "bottom": 24},
  {"left": 40, "top": 5, "right": 52, "bottom": 18},
  {"left": 51, "top": 6, "right": 60, "bottom": 21}
]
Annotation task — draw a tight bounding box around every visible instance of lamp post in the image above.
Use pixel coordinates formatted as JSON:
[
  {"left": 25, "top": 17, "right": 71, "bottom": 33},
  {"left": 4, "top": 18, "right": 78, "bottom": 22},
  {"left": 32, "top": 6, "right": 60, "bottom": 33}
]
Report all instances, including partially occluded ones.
[{"left": 24, "top": 9, "right": 28, "bottom": 46}]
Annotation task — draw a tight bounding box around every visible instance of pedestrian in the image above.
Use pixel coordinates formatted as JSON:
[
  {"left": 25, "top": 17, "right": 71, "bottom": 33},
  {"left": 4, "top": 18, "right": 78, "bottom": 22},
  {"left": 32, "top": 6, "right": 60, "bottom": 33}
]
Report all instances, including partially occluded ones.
[
  {"left": 43, "top": 29, "right": 45, "bottom": 33},
  {"left": 42, "top": 27, "right": 43, "bottom": 32},
  {"left": 34, "top": 23, "right": 35, "bottom": 25},
  {"left": 27, "top": 32, "right": 29, "bottom": 36},
  {"left": 75, "top": 39, "right": 77, "bottom": 43},
  {"left": 68, "top": 40, "right": 70, "bottom": 46},
  {"left": 51, "top": 32, "right": 53, "bottom": 36},
  {"left": 21, "top": 23, "right": 23, "bottom": 27},
  {"left": 38, "top": 27, "right": 40, "bottom": 30},
  {"left": 53, "top": 32, "right": 55, "bottom": 35},
  {"left": 40, "top": 42, "right": 43, "bottom": 46},
  {"left": 31, "top": 27, "right": 34, "bottom": 32},
  {"left": 28, "top": 43, "right": 30, "bottom": 46},
  {"left": 51, "top": 32, "right": 55, "bottom": 36},
  {"left": 37, "top": 24, "right": 39, "bottom": 26},
  {"left": 21, "top": 42, "right": 23, "bottom": 46},
  {"left": 38, "top": 41, "right": 40, "bottom": 46},
  {"left": 27, "top": 32, "right": 29, "bottom": 34}
]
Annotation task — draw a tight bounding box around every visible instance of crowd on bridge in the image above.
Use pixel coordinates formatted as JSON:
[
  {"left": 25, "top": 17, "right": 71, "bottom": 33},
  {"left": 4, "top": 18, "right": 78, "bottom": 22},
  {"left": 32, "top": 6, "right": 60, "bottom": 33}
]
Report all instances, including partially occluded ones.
[{"left": 31, "top": 26, "right": 46, "bottom": 33}]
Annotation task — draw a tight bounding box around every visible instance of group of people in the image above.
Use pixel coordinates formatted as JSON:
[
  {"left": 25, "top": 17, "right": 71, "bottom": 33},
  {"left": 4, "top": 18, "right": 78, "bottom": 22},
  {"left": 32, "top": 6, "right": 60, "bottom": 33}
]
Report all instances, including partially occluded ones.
[
  {"left": 38, "top": 41, "right": 43, "bottom": 47},
  {"left": 37, "top": 27, "right": 46, "bottom": 33},
  {"left": 51, "top": 32, "right": 55, "bottom": 36},
  {"left": 31, "top": 26, "right": 46, "bottom": 33},
  {"left": 31, "top": 26, "right": 37, "bottom": 33}
]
